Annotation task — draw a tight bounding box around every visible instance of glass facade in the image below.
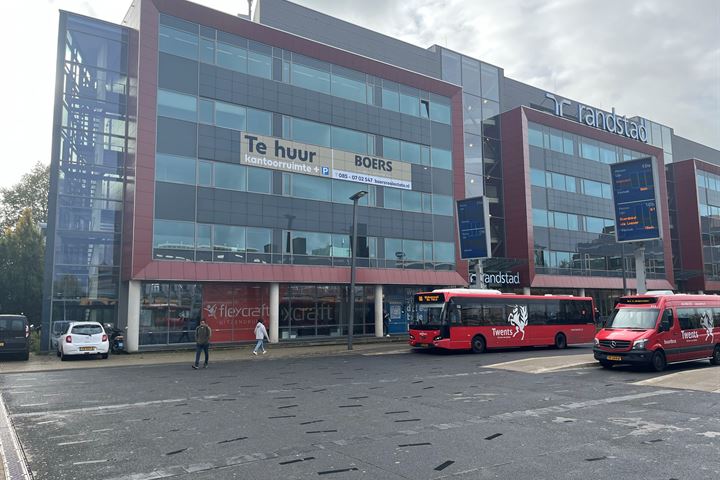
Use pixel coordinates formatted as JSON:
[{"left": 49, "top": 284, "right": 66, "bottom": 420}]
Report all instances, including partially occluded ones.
[
  {"left": 697, "top": 171, "right": 720, "bottom": 280},
  {"left": 43, "top": 13, "right": 130, "bottom": 342},
  {"left": 528, "top": 122, "right": 666, "bottom": 279}
]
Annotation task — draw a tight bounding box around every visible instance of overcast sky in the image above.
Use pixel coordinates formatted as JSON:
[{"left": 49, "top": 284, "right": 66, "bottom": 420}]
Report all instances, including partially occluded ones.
[{"left": 1, "top": 0, "right": 717, "bottom": 189}]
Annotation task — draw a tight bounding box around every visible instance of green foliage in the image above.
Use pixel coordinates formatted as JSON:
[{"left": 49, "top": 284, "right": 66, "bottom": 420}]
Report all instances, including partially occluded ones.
[
  {"left": 0, "top": 162, "right": 50, "bottom": 231},
  {"left": 0, "top": 209, "right": 44, "bottom": 325}
]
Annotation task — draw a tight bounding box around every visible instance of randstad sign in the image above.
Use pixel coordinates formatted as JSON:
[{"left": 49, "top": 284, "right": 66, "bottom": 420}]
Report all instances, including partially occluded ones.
[{"left": 545, "top": 93, "right": 648, "bottom": 143}]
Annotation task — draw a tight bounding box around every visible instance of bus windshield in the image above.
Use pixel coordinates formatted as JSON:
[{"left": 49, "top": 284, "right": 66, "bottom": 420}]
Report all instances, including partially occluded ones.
[
  {"left": 412, "top": 303, "right": 445, "bottom": 326},
  {"left": 606, "top": 308, "right": 660, "bottom": 329}
]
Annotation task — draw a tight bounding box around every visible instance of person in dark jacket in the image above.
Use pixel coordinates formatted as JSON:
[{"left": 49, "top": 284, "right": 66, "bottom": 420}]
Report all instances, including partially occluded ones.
[{"left": 192, "top": 319, "right": 212, "bottom": 369}]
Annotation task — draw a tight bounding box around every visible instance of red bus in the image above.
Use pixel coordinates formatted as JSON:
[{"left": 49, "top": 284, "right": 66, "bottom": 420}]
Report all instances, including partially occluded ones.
[{"left": 408, "top": 289, "right": 596, "bottom": 352}]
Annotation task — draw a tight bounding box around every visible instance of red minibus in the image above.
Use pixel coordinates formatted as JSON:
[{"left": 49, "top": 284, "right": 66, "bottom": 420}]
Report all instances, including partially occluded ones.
[
  {"left": 594, "top": 293, "right": 720, "bottom": 371},
  {"left": 408, "top": 289, "right": 596, "bottom": 353}
]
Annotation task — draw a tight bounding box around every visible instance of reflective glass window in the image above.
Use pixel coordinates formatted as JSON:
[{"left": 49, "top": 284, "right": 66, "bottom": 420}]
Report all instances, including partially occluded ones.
[
  {"left": 466, "top": 174, "right": 483, "bottom": 197},
  {"left": 215, "top": 101, "right": 246, "bottom": 130},
  {"left": 583, "top": 179, "right": 603, "bottom": 197},
  {"left": 331, "top": 234, "right": 351, "bottom": 257},
  {"left": 248, "top": 50, "right": 272, "bottom": 79},
  {"left": 424, "top": 241, "right": 433, "bottom": 262},
  {"left": 199, "top": 99, "right": 214, "bottom": 124},
  {"left": 331, "top": 71, "right": 366, "bottom": 103},
  {"left": 566, "top": 177, "right": 576, "bottom": 193},
  {"left": 585, "top": 216, "right": 606, "bottom": 233},
  {"left": 382, "top": 138, "right": 400, "bottom": 160},
  {"left": 384, "top": 188, "right": 402, "bottom": 210},
  {"left": 214, "top": 163, "right": 246, "bottom": 191},
  {"left": 430, "top": 99, "right": 451, "bottom": 124},
  {"left": 159, "top": 25, "right": 198, "bottom": 60},
  {"left": 292, "top": 174, "right": 331, "bottom": 201},
  {"left": 567, "top": 214, "right": 579, "bottom": 231},
  {"left": 463, "top": 93, "right": 483, "bottom": 135},
  {"left": 465, "top": 133, "right": 483, "bottom": 175},
  {"left": 530, "top": 169, "right": 546, "bottom": 187},
  {"left": 399, "top": 90, "right": 419, "bottom": 116},
  {"left": 154, "top": 220, "right": 195, "bottom": 249},
  {"left": 291, "top": 118, "right": 330, "bottom": 147},
  {"left": 549, "top": 129, "right": 563, "bottom": 152},
  {"left": 421, "top": 146, "right": 431, "bottom": 166},
  {"left": 401, "top": 141, "right": 421, "bottom": 164},
  {"left": 403, "top": 239, "right": 423, "bottom": 260},
  {"left": 480, "top": 63, "right": 499, "bottom": 101},
  {"left": 601, "top": 183, "right": 612, "bottom": 199},
  {"left": 581, "top": 141, "right": 599, "bottom": 161},
  {"left": 155, "top": 153, "right": 196, "bottom": 184},
  {"left": 553, "top": 212, "right": 568, "bottom": 229},
  {"left": 434, "top": 242, "right": 455, "bottom": 262},
  {"left": 533, "top": 208, "right": 548, "bottom": 227},
  {"left": 461, "top": 57, "right": 481, "bottom": 95},
  {"left": 291, "top": 62, "right": 330, "bottom": 94},
  {"left": 433, "top": 195, "right": 454, "bottom": 216},
  {"left": 332, "top": 180, "right": 370, "bottom": 205},
  {"left": 482, "top": 100, "right": 500, "bottom": 137},
  {"left": 332, "top": 126, "right": 367, "bottom": 154},
  {"left": 431, "top": 148, "right": 452, "bottom": 170},
  {"left": 422, "top": 193, "right": 432, "bottom": 212},
  {"left": 214, "top": 225, "right": 245, "bottom": 252},
  {"left": 198, "top": 161, "right": 212, "bottom": 186},
  {"left": 289, "top": 231, "right": 332, "bottom": 256},
  {"left": 247, "top": 108, "right": 271, "bottom": 135},
  {"left": 563, "top": 134, "right": 574, "bottom": 155},
  {"left": 246, "top": 228, "right": 271, "bottom": 254},
  {"left": 599, "top": 146, "right": 617, "bottom": 164},
  {"left": 199, "top": 37, "right": 214, "bottom": 64},
  {"left": 385, "top": 238, "right": 402, "bottom": 260},
  {"left": 196, "top": 224, "right": 212, "bottom": 250},
  {"left": 382, "top": 83, "right": 399, "bottom": 111},
  {"left": 157, "top": 89, "right": 196, "bottom": 122},
  {"left": 402, "top": 190, "right": 422, "bottom": 212},
  {"left": 216, "top": 41, "right": 247, "bottom": 73},
  {"left": 247, "top": 167, "right": 271, "bottom": 193}
]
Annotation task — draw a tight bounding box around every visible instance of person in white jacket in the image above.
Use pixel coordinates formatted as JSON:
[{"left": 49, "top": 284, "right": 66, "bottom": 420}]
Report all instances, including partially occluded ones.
[{"left": 253, "top": 318, "right": 269, "bottom": 355}]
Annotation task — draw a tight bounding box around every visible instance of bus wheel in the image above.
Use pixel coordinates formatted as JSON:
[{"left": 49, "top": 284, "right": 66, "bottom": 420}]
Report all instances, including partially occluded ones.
[
  {"left": 650, "top": 350, "right": 666, "bottom": 372},
  {"left": 471, "top": 336, "right": 486, "bottom": 354},
  {"left": 554, "top": 333, "right": 567, "bottom": 349},
  {"left": 710, "top": 345, "right": 720, "bottom": 366}
]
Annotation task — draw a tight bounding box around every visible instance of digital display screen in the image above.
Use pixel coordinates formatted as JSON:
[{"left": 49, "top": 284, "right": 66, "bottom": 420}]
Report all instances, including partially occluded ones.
[
  {"left": 457, "top": 197, "right": 489, "bottom": 259},
  {"left": 611, "top": 157, "right": 662, "bottom": 242},
  {"left": 414, "top": 294, "right": 444, "bottom": 303}
]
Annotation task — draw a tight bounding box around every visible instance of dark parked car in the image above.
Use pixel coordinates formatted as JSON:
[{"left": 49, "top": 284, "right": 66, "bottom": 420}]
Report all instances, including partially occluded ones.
[{"left": 0, "top": 314, "right": 30, "bottom": 360}]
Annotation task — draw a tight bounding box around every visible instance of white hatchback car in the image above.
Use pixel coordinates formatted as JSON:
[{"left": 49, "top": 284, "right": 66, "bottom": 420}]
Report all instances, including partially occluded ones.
[{"left": 57, "top": 322, "right": 110, "bottom": 361}]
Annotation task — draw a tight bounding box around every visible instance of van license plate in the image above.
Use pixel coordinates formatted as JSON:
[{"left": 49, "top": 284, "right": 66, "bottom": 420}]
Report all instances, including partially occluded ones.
[
  {"left": 80, "top": 346, "right": 95, "bottom": 351},
  {"left": 606, "top": 355, "right": 622, "bottom": 361}
]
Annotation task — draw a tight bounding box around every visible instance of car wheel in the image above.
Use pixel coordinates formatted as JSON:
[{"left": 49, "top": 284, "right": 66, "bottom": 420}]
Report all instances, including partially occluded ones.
[
  {"left": 60, "top": 349, "right": 67, "bottom": 362},
  {"left": 554, "top": 333, "right": 567, "bottom": 349},
  {"left": 471, "top": 335, "right": 486, "bottom": 354},
  {"left": 56, "top": 349, "right": 61, "bottom": 358},
  {"left": 650, "top": 350, "right": 666, "bottom": 372},
  {"left": 599, "top": 360, "right": 613, "bottom": 369},
  {"left": 101, "top": 353, "right": 109, "bottom": 359},
  {"left": 20, "top": 350, "right": 29, "bottom": 361},
  {"left": 710, "top": 345, "right": 720, "bottom": 366}
]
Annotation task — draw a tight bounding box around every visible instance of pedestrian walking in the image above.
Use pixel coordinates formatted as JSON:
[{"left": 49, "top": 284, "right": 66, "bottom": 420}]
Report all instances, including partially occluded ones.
[
  {"left": 383, "top": 311, "right": 390, "bottom": 337},
  {"left": 192, "top": 319, "right": 212, "bottom": 369},
  {"left": 253, "top": 318, "right": 269, "bottom": 355}
]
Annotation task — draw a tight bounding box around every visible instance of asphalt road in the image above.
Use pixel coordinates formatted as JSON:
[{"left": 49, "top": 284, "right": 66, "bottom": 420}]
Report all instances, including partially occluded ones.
[{"left": 1, "top": 345, "right": 719, "bottom": 479}]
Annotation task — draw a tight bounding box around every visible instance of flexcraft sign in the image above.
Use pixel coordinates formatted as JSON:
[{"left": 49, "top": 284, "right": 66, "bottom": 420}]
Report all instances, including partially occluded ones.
[
  {"left": 241, "top": 134, "right": 412, "bottom": 190},
  {"left": 545, "top": 93, "right": 648, "bottom": 143}
]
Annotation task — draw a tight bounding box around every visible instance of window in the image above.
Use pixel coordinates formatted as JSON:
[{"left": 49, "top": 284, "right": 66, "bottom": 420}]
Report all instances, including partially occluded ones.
[
  {"left": 246, "top": 227, "right": 271, "bottom": 254},
  {"left": 533, "top": 209, "right": 548, "bottom": 227},
  {"left": 291, "top": 118, "right": 330, "bottom": 147},
  {"left": 430, "top": 99, "right": 451, "bottom": 124},
  {"left": 583, "top": 179, "right": 603, "bottom": 198},
  {"left": 159, "top": 25, "right": 198, "bottom": 60},
  {"left": 332, "top": 180, "right": 370, "bottom": 206},
  {"left": 331, "top": 69, "right": 366, "bottom": 103},
  {"left": 432, "top": 195, "right": 454, "bottom": 216},
  {"left": 599, "top": 146, "right": 617, "bottom": 164},
  {"left": 384, "top": 188, "right": 402, "bottom": 209},
  {"left": 461, "top": 57, "right": 481, "bottom": 95},
  {"left": 401, "top": 141, "right": 421, "bottom": 164},
  {"left": 528, "top": 126, "right": 543, "bottom": 148},
  {"left": 553, "top": 212, "right": 568, "bottom": 230},
  {"left": 431, "top": 148, "right": 452, "bottom": 170},
  {"left": 216, "top": 41, "right": 247, "bottom": 73},
  {"left": 196, "top": 224, "right": 212, "bottom": 250},
  {"left": 199, "top": 37, "right": 214, "bottom": 64},
  {"left": 287, "top": 231, "right": 332, "bottom": 256},
  {"left": 441, "top": 50, "right": 461, "bottom": 85},
  {"left": 332, "top": 126, "right": 367, "bottom": 154},
  {"left": 382, "top": 138, "right": 400, "bottom": 160},
  {"left": 157, "top": 89, "right": 197, "bottom": 122},
  {"left": 154, "top": 220, "right": 194, "bottom": 249},
  {"left": 402, "top": 190, "right": 422, "bottom": 212},
  {"left": 480, "top": 63, "right": 499, "bottom": 101},
  {"left": 581, "top": 141, "right": 599, "bottom": 161},
  {"left": 214, "top": 163, "right": 246, "bottom": 191},
  {"left": 215, "top": 101, "right": 246, "bottom": 130},
  {"left": 247, "top": 108, "right": 271, "bottom": 135},
  {"left": 291, "top": 174, "right": 331, "bottom": 201},
  {"left": 385, "top": 238, "right": 402, "bottom": 260},
  {"left": 399, "top": 89, "right": 419, "bottom": 116},
  {"left": 403, "top": 239, "right": 423, "bottom": 260},
  {"left": 199, "top": 99, "right": 214, "bottom": 124},
  {"left": 292, "top": 62, "right": 330, "bottom": 94},
  {"left": 585, "top": 216, "right": 607, "bottom": 233},
  {"left": 331, "top": 234, "right": 351, "bottom": 257},
  {"left": 247, "top": 50, "right": 272, "bottom": 79},
  {"left": 247, "top": 167, "right": 271, "bottom": 193},
  {"left": 381, "top": 82, "right": 399, "bottom": 111},
  {"left": 434, "top": 242, "right": 455, "bottom": 263},
  {"left": 531, "top": 169, "right": 546, "bottom": 187},
  {"left": 198, "top": 161, "right": 212, "bottom": 186},
  {"left": 214, "top": 225, "right": 245, "bottom": 252},
  {"left": 155, "top": 153, "right": 196, "bottom": 184}
]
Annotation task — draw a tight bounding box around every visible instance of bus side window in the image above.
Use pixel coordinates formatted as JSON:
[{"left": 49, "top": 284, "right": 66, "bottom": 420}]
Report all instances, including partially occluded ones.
[{"left": 660, "top": 309, "right": 673, "bottom": 331}]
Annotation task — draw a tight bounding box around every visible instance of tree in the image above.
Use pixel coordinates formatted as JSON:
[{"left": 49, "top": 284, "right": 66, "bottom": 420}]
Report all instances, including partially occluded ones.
[
  {"left": 0, "top": 209, "right": 44, "bottom": 324},
  {"left": 0, "top": 162, "right": 50, "bottom": 231}
]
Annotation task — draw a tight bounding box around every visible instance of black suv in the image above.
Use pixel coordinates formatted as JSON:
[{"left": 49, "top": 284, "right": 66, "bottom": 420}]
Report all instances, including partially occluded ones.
[{"left": 0, "top": 314, "right": 30, "bottom": 360}]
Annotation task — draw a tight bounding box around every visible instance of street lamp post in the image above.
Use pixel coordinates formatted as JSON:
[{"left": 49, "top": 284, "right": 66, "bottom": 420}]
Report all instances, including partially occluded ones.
[{"left": 348, "top": 190, "right": 367, "bottom": 350}]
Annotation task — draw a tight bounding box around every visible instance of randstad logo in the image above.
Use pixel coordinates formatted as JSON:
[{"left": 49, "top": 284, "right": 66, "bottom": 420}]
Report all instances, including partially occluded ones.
[{"left": 545, "top": 93, "right": 648, "bottom": 143}]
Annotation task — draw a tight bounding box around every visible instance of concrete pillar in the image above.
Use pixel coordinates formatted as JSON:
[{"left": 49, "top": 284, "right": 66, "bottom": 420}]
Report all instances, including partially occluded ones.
[
  {"left": 126, "top": 280, "right": 141, "bottom": 353},
  {"left": 269, "top": 283, "right": 279, "bottom": 343},
  {"left": 375, "top": 285, "right": 384, "bottom": 337},
  {"left": 578, "top": 288, "right": 585, "bottom": 297},
  {"left": 634, "top": 245, "right": 646, "bottom": 295},
  {"left": 523, "top": 287, "right": 531, "bottom": 295}
]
